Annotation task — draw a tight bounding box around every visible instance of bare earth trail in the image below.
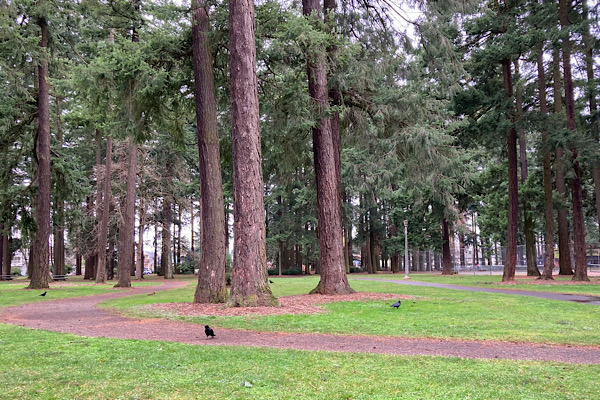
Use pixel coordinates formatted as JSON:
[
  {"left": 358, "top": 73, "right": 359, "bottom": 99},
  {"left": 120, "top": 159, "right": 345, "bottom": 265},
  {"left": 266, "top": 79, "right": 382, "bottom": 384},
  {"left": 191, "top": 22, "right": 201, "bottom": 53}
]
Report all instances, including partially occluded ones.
[{"left": 1, "top": 279, "right": 600, "bottom": 364}]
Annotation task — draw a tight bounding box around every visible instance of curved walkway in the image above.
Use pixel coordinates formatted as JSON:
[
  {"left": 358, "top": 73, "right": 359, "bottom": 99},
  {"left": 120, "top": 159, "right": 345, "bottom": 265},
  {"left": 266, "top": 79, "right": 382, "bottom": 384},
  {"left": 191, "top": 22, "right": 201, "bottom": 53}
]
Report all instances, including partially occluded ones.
[
  {"left": 1, "top": 280, "right": 599, "bottom": 364},
  {"left": 353, "top": 277, "right": 600, "bottom": 305}
]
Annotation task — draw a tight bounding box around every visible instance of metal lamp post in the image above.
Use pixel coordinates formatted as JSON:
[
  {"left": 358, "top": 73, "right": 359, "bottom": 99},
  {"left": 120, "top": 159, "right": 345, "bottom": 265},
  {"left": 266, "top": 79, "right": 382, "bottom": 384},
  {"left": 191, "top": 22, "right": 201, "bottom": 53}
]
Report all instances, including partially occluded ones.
[{"left": 404, "top": 220, "right": 410, "bottom": 279}]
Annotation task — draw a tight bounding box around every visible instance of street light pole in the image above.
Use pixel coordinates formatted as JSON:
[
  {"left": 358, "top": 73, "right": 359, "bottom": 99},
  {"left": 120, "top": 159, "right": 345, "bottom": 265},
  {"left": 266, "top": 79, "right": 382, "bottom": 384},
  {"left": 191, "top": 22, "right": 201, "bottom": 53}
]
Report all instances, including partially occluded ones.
[{"left": 404, "top": 220, "right": 410, "bottom": 279}]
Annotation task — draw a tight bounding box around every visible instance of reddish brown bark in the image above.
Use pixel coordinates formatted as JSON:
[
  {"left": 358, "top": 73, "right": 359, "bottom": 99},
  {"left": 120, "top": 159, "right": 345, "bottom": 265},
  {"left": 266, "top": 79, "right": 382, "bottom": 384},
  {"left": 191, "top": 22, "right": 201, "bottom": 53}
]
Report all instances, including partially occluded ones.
[
  {"left": 559, "top": 0, "right": 588, "bottom": 282},
  {"left": 552, "top": 48, "right": 573, "bottom": 276},
  {"left": 28, "top": 15, "right": 51, "bottom": 289},
  {"left": 537, "top": 43, "right": 555, "bottom": 280},
  {"left": 304, "top": 0, "right": 353, "bottom": 295},
  {"left": 192, "top": 0, "right": 227, "bottom": 303},
  {"left": 228, "top": 0, "right": 277, "bottom": 307},
  {"left": 441, "top": 218, "right": 453, "bottom": 275},
  {"left": 502, "top": 58, "right": 518, "bottom": 282}
]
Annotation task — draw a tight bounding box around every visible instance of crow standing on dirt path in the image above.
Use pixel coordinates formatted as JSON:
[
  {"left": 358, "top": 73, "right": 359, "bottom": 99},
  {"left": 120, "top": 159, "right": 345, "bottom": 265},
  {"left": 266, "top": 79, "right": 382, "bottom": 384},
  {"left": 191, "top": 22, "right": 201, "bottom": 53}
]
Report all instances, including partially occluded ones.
[
  {"left": 40, "top": 291, "right": 47, "bottom": 297},
  {"left": 205, "top": 325, "right": 215, "bottom": 339},
  {"left": 390, "top": 301, "right": 401, "bottom": 309}
]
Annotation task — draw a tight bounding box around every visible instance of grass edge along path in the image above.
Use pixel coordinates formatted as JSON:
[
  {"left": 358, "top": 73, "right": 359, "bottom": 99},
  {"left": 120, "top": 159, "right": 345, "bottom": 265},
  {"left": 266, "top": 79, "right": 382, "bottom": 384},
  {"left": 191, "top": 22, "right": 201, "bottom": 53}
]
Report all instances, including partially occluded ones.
[
  {"left": 1, "top": 278, "right": 600, "bottom": 364},
  {"left": 100, "top": 277, "right": 600, "bottom": 347},
  {"left": 1, "top": 324, "right": 600, "bottom": 400}
]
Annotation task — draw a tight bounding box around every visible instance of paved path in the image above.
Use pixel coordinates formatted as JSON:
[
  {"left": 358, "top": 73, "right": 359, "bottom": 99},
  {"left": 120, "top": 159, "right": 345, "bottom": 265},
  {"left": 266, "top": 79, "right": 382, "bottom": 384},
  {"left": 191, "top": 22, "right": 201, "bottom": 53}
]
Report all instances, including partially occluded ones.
[
  {"left": 353, "top": 277, "right": 600, "bottom": 305},
  {"left": 1, "top": 280, "right": 600, "bottom": 364}
]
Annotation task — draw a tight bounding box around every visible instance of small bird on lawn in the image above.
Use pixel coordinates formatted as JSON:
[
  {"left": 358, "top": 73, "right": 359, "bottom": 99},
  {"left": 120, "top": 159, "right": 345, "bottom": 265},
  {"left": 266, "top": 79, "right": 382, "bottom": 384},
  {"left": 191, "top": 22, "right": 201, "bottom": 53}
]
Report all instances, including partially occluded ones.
[
  {"left": 269, "top": 279, "right": 274, "bottom": 284},
  {"left": 40, "top": 291, "right": 47, "bottom": 297},
  {"left": 390, "top": 300, "right": 401, "bottom": 309},
  {"left": 204, "top": 325, "right": 215, "bottom": 339}
]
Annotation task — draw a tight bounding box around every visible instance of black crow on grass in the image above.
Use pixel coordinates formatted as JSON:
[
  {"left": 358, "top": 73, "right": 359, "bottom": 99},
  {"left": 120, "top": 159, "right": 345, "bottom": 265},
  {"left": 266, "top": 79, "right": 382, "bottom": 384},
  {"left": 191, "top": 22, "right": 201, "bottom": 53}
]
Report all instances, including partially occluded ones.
[
  {"left": 205, "top": 325, "right": 215, "bottom": 339},
  {"left": 40, "top": 291, "right": 47, "bottom": 297},
  {"left": 390, "top": 300, "right": 401, "bottom": 309},
  {"left": 269, "top": 279, "right": 274, "bottom": 284}
]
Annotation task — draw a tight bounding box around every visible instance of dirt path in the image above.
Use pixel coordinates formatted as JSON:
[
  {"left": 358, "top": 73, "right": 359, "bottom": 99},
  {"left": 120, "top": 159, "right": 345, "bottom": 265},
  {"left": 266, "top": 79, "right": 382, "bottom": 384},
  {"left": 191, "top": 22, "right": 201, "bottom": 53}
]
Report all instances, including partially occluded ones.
[{"left": 2, "top": 280, "right": 600, "bottom": 364}]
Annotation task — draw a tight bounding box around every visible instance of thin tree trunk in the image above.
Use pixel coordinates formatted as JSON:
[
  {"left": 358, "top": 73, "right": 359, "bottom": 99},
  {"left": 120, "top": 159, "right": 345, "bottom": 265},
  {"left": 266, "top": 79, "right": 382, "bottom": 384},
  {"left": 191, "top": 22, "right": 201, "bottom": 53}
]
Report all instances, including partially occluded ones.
[
  {"left": 153, "top": 221, "right": 158, "bottom": 274},
  {"left": 2, "top": 235, "right": 10, "bottom": 276},
  {"left": 161, "top": 195, "right": 173, "bottom": 279},
  {"left": 115, "top": 139, "right": 137, "bottom": 287},
  {"left": 502, "top": 58, "right": 518, "bottom": 282},
  {"left": 136, "top": 168, "right": 146, "bottom": 281},
  {"left": 553, "top": 47, "right": 574, "bottom": 276},
  {"left": 76, "top": 250, "right": 82, "bottom": 275},
  {"left": 537, "top": 42, "right": 555, "bottom": 280},
  {"left": 190, "top": 201, "right": 195, "bottom": 254},
  {"left": 107, "top": 236, "right": 115, "bottom": 280},
  {"left": 228, "top": 0, "right": 277, "bottom": 306},
  {"left": 0, "top": 230, "right": 4, "bottom": 276},
  {"left": 559, "top": 0, "right": 588, "bottom": 282},
  {"left": 28, "top": 14, "right": 51, "bottom": 289},
  {"left": 514, "top": 60, "right": 540, "bottom": 277},
  {"left": 304, "top": 0, "right": 353, "bottom": 295},
  {"left": 582, "top": 3, "right": 600, "bottom": 242},
  {"left": 96, "top": 136, "right": 112, "bottom": 284}
]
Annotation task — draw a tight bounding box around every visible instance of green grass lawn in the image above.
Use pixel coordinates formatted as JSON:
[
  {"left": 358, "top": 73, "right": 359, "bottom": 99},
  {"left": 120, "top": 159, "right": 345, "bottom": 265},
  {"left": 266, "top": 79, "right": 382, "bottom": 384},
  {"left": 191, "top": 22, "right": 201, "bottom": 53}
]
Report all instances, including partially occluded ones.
[
  {"left": 402, "top": 273, "right": 600, "bottom": 295},
  {"left": 1, "top": 324, "right": 598, "bottom": 400},
  {"left": 0, "top": 277, "right": 161, "bottom": 308},
  {"left": 101, "top": 276, "right": 600, "bottom": 346}
]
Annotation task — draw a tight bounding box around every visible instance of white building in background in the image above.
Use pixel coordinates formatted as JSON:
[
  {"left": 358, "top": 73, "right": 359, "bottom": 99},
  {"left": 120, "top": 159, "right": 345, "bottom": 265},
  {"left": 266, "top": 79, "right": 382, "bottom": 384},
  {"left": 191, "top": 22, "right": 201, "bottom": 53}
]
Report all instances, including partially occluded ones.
[{"left": 11, "top": 250, "right": 28, "bottom": 276}]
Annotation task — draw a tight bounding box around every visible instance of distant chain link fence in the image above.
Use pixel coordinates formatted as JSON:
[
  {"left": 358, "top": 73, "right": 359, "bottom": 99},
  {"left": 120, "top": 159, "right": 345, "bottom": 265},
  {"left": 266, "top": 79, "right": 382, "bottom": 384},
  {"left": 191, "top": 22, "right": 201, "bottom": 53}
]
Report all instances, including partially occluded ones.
[{"left": 398, "top": 243, "right": 600, "bottom": 274}]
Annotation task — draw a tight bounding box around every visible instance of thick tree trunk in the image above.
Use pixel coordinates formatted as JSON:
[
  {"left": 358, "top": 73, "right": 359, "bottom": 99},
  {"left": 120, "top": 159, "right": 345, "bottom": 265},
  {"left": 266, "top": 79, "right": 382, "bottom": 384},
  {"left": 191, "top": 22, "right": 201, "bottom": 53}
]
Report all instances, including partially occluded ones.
[
  {"left": 96, "top": 137, "right": 112, "bottom": 283},
  {"left": 441, "top": 217, "right": 453, "bottom": 275},
  {"left": 502, "top": 58, "right": 518, "bottom": 282},
  {"left": 29, "top": 16, "right": 51, "bottom": 289},
  {"left": 227, "top": 0, "right": 277, "bottom": 306},
  {"left": 559, "top": 0, "right": 588, "bottom": 282},
  {"left": 304, "top": 0, "right": 353, "bottom": 294},
  {"left": 552, "top": 48, "right": 573, "bottom": 276},
  {"left": 115, "top": 139, "right": 137, "bottom": 287},
  {"left": 191, "top": 103, "right": 225, "bottom": 285},
  {"left": 514, "top": 61, "right": 540, "bottom": 277},
  {"left": 192, "top": 1, "right": 228, "bottom": 301},
  {"left": 537, "top": 43, "right": 555, "bottom": 280}
]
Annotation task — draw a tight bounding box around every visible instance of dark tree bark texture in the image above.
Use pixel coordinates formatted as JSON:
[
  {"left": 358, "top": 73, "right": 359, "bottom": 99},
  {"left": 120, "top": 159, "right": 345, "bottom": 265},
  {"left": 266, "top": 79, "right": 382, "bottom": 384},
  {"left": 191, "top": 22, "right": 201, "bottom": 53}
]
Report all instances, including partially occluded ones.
[
  {"left": 559, "top": 0, "right": 589, "bottom": 282},
  {"left": 28, "top": 16, "right": 51, "bottom": 289},
  {"left": 553, "top": 48, "right": 573, "bottom": 276},
  {"left": 96, "top": 136, "right": 112, "bottom": 283},
  {"left": 192, "top": 0, "right": 228, "bottom": 303},
  {"left": 228, "top": 0, "right": 277, "bottom": 306},
  {"left": 304, "top": 0, "right": 354, "bottom": 295},
  {"left": 441, "top": 218, "right": 453, "bottom": 275},
  {"left": 115, "top": 139, "right": 137, "bottom": 287},
  {"left": 537, "top": 44, "right": 555, "bottom": 280},
  {"left": 501, "top": 58, "right": 518, "bottom": 282}
]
